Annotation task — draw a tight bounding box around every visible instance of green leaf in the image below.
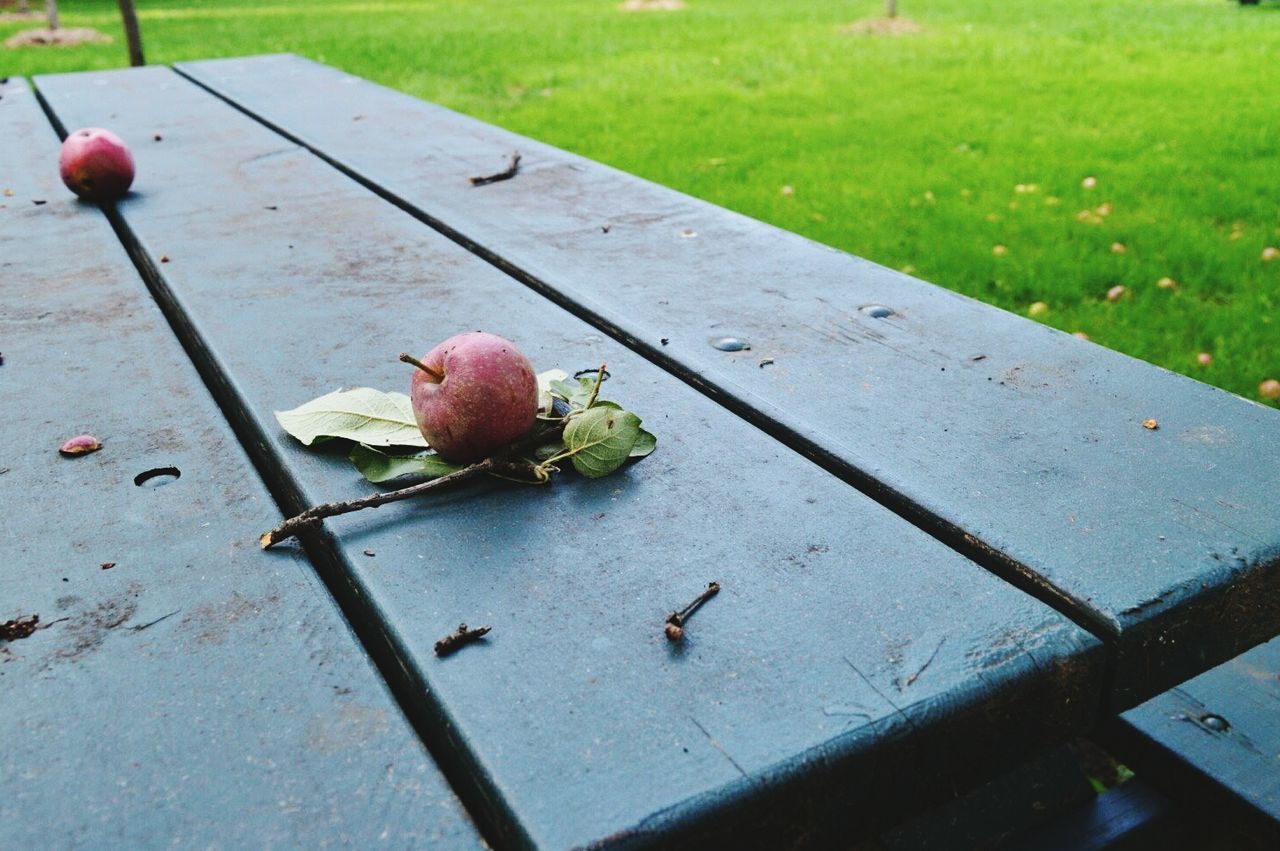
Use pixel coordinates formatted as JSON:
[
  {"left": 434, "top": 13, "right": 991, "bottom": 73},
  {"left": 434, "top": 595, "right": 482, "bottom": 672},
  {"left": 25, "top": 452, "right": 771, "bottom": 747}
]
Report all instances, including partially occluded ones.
[
  {"left": 562, "top": 407, "right": 642, "bottom": 478},
  {"left": 532, "top": 439, "right": 567, "bottom": 462},
  {"left": 629, "top": 428, "right": 657, "bottom": 459},
  {"left": 537, "top": 368, "right": 568, "bottom": 416},
  {"left": 548, "top": 377, "right": 590, "bottom": 406},
  {"left": 348, "top": 444, "right": 462, "bottom": 484},
  {"left": 275, "top": 387, "right": 428, "bottom": 448}
]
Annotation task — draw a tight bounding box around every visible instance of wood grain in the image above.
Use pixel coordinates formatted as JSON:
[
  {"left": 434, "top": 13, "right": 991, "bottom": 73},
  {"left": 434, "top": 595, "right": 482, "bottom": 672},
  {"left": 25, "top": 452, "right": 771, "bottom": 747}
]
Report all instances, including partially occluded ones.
[
  {"left": 34, "top": 65, "right": 1103, "bottom": 849},
  {"left": 0, "top": 75, "right": 483, "bottom": 850},
  {"left": 174, "top": 54, "right": 1280, "bottom": 711}
]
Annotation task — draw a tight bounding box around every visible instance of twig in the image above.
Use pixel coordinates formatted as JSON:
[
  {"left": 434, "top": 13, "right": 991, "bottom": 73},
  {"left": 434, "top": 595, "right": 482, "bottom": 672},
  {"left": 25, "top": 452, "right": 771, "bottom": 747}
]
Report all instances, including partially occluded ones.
[
  {"left": 129, "top": 609, "right": 181, "bottom": 633},
  {"left": 434, "top": 623, "right": 491, "bottom": 656},
  {"left": 258, "top": 438, "right": 563, "bottom": 548},
  {"left": 665, "top": 581, "right": 721, "bottom": 642},
  {"left": 470, "top": 153, "right": 522, "bottom": 186},
  {"left": 260, "top": 458, "right": 500, "bottom": 548},
  {"left": 1, "top": 614, "right": 39, "bottom": 641},
  {"left": 584, "top": 363, "right": 607, "bottom": 409}
]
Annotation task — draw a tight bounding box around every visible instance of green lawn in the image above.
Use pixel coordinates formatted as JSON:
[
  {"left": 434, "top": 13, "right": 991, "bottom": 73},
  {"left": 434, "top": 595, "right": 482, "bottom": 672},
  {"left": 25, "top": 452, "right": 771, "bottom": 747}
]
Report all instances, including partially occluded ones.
[{"left": 5, "top": 0, "right": 1278, "bottom": 404}]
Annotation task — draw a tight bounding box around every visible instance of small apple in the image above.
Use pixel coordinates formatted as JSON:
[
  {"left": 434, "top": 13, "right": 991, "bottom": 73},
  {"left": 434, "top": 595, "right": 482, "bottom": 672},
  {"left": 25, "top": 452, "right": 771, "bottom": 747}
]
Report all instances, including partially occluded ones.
[
  {"left": 59, "top": 128, "right": 135, "bottom": 202},
  {"left": 403, "top": 332, "right": 538, "bottom": 463}
]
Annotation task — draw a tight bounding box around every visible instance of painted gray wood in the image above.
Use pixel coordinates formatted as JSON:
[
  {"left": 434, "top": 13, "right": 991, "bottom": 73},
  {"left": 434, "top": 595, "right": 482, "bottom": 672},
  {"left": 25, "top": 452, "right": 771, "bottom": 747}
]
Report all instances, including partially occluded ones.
[
  {"left": 174, "top": 54, "right": 1280, "bottom": 711},
  {"left": 34, "top": 66, "right": 1104, "bottom": 849},
  {"left": 0, "top": 76, "right": 484, "bottom": 850},
  {"left": 1108, "top": 635, "right": 1280, "bottom": 842}
]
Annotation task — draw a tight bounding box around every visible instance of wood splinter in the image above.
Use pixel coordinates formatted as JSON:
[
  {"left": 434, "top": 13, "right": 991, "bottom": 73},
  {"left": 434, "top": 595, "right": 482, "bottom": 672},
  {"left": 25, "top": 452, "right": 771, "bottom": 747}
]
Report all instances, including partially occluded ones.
[
  {"left": 665, "top": 581, "right": 721, "bottom": 642},
  {"left": 470, "top": 153, "right": 522, "bottom": 186},
  {"left": 434, "top": 623, "right": 492, "bottom": 657}
]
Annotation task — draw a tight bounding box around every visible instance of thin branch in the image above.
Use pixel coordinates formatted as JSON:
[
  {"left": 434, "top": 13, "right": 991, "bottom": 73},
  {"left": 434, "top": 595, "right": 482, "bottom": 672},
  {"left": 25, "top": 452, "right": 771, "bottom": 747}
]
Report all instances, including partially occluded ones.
[
  {"left": 584, "top": 363, "right": 607, "bottom": 409},
  {"left": 260, "top": 458, "right": 499, "bottom": 548},
  {"left": 470, "top": 153, "right": 522, "bottom": 186},
  {"left": 434, "top": 623, "right": 491, "bottom": 656}
]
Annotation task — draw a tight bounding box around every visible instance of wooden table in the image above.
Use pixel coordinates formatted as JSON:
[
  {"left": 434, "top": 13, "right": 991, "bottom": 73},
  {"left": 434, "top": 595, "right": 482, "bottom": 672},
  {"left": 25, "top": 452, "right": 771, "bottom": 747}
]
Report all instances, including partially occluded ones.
[{"left": 4, "top": 56, "right": 1278, "bottom": 849}]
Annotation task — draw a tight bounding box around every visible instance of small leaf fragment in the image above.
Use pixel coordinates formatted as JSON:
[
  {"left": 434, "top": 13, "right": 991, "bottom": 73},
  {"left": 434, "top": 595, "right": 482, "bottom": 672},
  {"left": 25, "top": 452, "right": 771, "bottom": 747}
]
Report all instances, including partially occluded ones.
[
  {"left": 275, "top": 388, "right": 427, "bottom": 447},
  {"left": 537, "top": 368, "right": 568, "bottom": 416},
  {"left": 563, "top": 407, "right": 642, "bottom": 478},
  {"left": 349, "top": 444, "right": 462, "bottom": 484}
]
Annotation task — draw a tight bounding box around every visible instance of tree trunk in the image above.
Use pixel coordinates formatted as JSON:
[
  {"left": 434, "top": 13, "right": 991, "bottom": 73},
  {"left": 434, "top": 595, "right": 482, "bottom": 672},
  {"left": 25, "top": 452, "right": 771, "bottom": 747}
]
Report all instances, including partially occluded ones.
[
  {"left": 118, "top": 0, "right": 145, "bottom": 66},
  {"left": 45, "top": 0, "right": 58, "bottom": 30},
  {"left": 885, "top": 0, "right": 898, "bottom": 19}
]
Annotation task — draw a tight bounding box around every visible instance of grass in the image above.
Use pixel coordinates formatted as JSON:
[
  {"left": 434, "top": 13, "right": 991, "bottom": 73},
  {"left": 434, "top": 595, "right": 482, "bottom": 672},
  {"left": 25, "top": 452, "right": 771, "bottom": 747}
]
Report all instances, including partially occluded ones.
[{"left": 4, "top": 0, "right": 1278, "bottom": 404}]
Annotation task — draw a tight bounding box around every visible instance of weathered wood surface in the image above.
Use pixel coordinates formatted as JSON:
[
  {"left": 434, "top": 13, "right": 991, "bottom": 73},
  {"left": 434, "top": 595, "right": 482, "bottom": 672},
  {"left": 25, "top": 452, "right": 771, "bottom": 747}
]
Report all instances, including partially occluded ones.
[
  {"left": 0, "top": 76, "right": 484, "bottom": 849},
  {"left": 34, "top": 66, "right": 1104, "bottom": 849},
  {"left": 175, "top": 53, "right": 1280, "bottom": 710},
  {"left": 1106, "top": 635, "right": 1280, "bottom": 842}
]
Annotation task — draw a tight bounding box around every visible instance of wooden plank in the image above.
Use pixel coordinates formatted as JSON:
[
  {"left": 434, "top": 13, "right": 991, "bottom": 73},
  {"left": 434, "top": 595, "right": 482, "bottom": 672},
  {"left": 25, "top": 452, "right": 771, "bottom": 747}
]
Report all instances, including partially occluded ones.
[
  {"left": 175, "top": 54, "right": 1280, "bottom": 710},
  {"left": 1104, "top": 635, "right": 1280, "bottom": 843},
  {"left": 1005, "top": 780, "right": 1180, "bottom": 851},
  {"left": 34, "top": 65, "right": 1105, "bottom": 849},
  {"left": 878, "top": 744, "right": 1096, "bottom": 850},
  {"left": 0, "top": 76, "right": 484, "bottom": 849}
]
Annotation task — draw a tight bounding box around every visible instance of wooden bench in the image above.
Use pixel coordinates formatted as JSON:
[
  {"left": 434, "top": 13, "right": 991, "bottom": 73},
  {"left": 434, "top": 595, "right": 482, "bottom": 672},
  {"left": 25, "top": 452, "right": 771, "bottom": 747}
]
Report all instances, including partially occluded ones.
[
  {"left": 6, "top": 55, "right": 1279, "bottom": 848},
  {"left": 0, "top": 75, "right": 482, "bottom": 848},
  {"left": 177, "top": 53, "right": 1280, "bottom": 712},
  {"left": 1105, "top": 634, "right": 1280, "bottom": 844}
]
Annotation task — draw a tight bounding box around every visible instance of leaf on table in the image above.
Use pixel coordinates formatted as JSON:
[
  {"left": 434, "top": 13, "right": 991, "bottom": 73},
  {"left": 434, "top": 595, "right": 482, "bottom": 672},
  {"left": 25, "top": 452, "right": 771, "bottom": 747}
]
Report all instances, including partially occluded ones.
[
  {"left": 551, "top": 372, "right": 614, "bottom": 409},
  {"left": 349, "top": 444, "right": 462, "bottom": 484},
  {"left": 274, "top": 387, "right": 428, "bottom": 447},
  {"left": 629, "top": 428, "right": 657, "bottom": 459},
  {"left": 549, "top": 376, "right": 589, "bottom": 407},
  {"left": 563, "top": 406, "right": 642, "bottom": 478},
  {"left": 537, "top": 368, "right": 568, "bottom": 416}
]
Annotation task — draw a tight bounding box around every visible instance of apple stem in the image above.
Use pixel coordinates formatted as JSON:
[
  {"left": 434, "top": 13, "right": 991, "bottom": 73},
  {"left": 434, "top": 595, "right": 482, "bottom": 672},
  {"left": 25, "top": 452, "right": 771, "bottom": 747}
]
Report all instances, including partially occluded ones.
[{"left": 399, "top": 352, "right": 444, "bottom": 381}]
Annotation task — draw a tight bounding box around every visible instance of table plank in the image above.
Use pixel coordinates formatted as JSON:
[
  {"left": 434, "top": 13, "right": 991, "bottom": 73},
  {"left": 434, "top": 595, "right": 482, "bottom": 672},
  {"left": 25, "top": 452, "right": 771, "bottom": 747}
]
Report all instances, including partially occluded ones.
[
  {"left": 0, "top": 76, "right": 484, "bottom": 849},
  {"left": 1106, "top": 635, "right": 1280, "bottom": 842},
  {"left": 34, "top": 65, "right": 1104, "bottom": 849},
  {"left": 176, "top": 53, "right": 1280, "bottom": 710}
]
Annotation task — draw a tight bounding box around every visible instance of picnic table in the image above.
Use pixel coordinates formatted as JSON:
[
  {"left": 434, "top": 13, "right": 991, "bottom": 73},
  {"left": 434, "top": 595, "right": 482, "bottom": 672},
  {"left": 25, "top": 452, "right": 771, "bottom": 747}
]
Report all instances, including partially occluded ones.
[{"left": 3, "top": 55, "right": 1278, "bottom": 849}]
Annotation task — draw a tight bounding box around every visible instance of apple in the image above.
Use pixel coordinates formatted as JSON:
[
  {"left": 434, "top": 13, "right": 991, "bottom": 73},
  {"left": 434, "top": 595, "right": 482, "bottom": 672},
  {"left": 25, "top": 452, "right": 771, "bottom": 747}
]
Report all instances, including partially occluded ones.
[
  {"left": 403, "top": 332, "right": 538, "bottom": 463},
  {"left": 59, "top": 128, "right": 135, "bottom": 202}
]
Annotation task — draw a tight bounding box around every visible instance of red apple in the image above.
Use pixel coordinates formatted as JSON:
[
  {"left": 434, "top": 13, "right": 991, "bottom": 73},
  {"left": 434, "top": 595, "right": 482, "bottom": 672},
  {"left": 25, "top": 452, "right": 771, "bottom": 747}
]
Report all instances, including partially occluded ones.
[
  {"left": 59, "top": 128, "right": 135, "bottom": 202},
  {"left": 405, "top": 332, "right": 538, "bottom": 463}
]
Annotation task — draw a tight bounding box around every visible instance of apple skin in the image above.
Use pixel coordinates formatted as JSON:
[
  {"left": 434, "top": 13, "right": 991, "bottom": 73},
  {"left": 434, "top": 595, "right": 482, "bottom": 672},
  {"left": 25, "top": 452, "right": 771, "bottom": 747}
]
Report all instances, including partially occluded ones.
[
  {"left": 59, "top": 128, "right": 136, "bottom": 202},
  {"left": 409, "top": 332, "right": 538, "bottom": 463}
]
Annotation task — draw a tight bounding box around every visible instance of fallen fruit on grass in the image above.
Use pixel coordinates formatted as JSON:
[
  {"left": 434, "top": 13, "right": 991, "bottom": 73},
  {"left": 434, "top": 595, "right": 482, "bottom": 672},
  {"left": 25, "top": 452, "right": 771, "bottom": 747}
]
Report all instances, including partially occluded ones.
[
  {"left": 1260, "top": 379, "right": 1280, "bottom": 401},
  {"left": 59, "top": 128, "right": 135, "bottom": 202},
  {"left": 403, "top": 332, "right": 538, "bottom": 463},
  {"left": 58, "top": 434, "right": 102, "bottom": 456}
]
